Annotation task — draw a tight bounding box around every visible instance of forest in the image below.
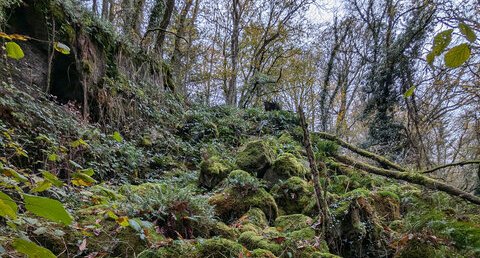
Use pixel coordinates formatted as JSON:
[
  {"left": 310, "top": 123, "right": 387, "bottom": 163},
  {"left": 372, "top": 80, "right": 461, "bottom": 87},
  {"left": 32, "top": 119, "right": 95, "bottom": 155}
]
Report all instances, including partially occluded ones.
[{"left": 0, "top": 0, "right": 479, "bottom": 257}]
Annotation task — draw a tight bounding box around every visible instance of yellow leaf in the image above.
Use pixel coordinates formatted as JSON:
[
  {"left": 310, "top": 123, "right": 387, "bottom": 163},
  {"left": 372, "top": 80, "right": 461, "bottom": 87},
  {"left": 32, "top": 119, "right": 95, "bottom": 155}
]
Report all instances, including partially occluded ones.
[
  {"left": 71, "top": 178, "right": 94, "bottom": 187},
  {"left": 116, "top": 216, "right": 129, "bottom": 227},
  {"left": 0, "top": 32, "right": 12, "bottom": 40},
  {"left": 9, "top": 34, "right": 29, "bottom": 41}
]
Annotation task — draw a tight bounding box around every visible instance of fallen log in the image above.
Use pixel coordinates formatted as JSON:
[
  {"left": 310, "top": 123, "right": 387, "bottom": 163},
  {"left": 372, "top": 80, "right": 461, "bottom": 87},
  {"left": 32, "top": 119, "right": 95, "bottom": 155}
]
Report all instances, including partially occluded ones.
[
  {"left": 334, "top": 155, "right": 480, "bottom": 205},
  {"left": 314, "top": 132, "right": 406, "bottom": 172}
]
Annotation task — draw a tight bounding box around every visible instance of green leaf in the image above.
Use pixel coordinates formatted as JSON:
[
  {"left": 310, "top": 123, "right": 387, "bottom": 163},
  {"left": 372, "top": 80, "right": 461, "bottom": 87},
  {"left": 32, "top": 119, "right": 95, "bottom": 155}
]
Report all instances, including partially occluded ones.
[
  {"left": 403, "top": 86, "right": 416, "bottom": 98},
  {"left": 1, "top": 167, "right": 28, "bottom": 182},
  {"left": 41, "top": 170, "right": 63, "bottom": 187},
  {"left": 30, "top": 180, "right": 52, "bottom": 193},
  {"left": 432, "top": 29, "right": 453, "bottom": 56},
  {"left": 444, "top": 43, "right": 471, "bottom": 68},
  {"left": 23, "top": 194, "right": 73, "bottom": 225},
  {"left": 71, "top": 171, "right": 97, "bottom": 187},
  {"left": 47, "top": 153, "right": 59, "bottom": 162},
  {"left": 112, "top": 131, "right": 123, "bottom": 143},
  {"left": 0, "top": 191, "right": 17, "bottom": 219},
  {"left": 5, "top": 41, "right": 24, "bottom": 60},
  {"left": 54, "top": 42, "right": 70, "bottom": 55},
  {"left": 426, "top": 52, "right": 435, "bottom": 65},
  {"left": 12, "top": 238, "right": 56, "bottom": 258},
  {"left": 458, "top": 23, "right": 476, "bottom": 43}
]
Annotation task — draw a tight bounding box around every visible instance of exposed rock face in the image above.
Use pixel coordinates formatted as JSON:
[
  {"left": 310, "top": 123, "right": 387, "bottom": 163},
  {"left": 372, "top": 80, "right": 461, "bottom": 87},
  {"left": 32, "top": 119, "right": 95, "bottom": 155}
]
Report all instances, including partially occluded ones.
[
  {"left": 339, "top": 196, "right": 393, "bottom": 258},
  {"left": 236, "top": 140, "right": 275, "bottom": 177}
]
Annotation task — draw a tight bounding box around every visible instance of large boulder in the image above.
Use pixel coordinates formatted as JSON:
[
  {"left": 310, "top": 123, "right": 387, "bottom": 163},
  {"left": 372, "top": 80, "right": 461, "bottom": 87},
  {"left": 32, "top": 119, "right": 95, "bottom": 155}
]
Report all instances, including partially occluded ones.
[
  {"left": 198, "top": 156, "right": 231, "bottom": 189},
  {"left": 263, "top": 153, "right": 306, "bottom": 187},
  {"left": 270, "top": 176, "right": 315, "bottom": 215},
  {"left": 236, "top": 140, "right": 275, "bottom": 177},
  {"left": 209, "top": 172, "right": 278, "bottom": 223}
]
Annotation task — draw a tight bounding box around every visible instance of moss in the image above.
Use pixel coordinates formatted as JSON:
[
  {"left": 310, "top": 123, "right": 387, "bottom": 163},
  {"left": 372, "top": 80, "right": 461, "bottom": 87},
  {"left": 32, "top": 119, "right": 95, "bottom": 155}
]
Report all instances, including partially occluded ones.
[
  {"left": 376, "top": 190, "right": 400, "bottom": 201},
  {"left": 263, "top": 153, "right": 306, "bottom": 187},
  {"left": 210, "top": 221, "right": 240, "bottom": 239},
  {"left": 197, "top": 238, "right": 247, "bottom": 258},
  {"left": 235, "top": 208, "right": 269, "bottom": 229},
  {"left": 330, "top": 187, "right": 371, "bottom": 218},
  {"left": 251, "top": 248, "right": 277, "bottom": 258},
  {"left": 371, "top": 191, "right": 400, "bottom": 222},
  {"left": 236, "top": 140, "right": 275, "bottom": 177},
  {"left": 270, "top": 176, "right": 314, "bottom": 215},
  {"left": 238, "top": 231, "right": 282, "bottom": 255},
  {"left": 209, "top": 187, "right": 278, "bottom": 223},
  {"left": 396, "top": 237, "right": 446, "bottom": 258},
  {"left": 275, "top": 214, "right": 313, "bottom": 232},
  {"left": 308, "top": 252, "right": 342, "bottom": 258},
  {"left": 198, "top": 156, "right": 231, "bottom": 189},
  {"left": 288, "top": 227, "right": 316, "bottom": 241}
]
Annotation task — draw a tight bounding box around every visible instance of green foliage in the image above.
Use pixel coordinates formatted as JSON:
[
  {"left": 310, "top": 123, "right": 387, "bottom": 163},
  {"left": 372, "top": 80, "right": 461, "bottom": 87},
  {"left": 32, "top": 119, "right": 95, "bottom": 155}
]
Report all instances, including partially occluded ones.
[
  {"left": 444, "top": 43, "right": 471, "bottom": 68},
  {"left": 23, "top": 194, "right": 73, "bottom": 226},
  {"left": 224, "top": 170, "right": 263, "bottom": 191},
  {"left": 432, "top": 29, "right": 453, "bottom": 55},
  {"left": 0, "top": 191, "right": 17, "bottom": 219},
  {"left": 458, "top": 23, "right": 477, "bottom": 43},
  {"left": 12, "top": 238, "right": 56, "bottom": 258},
  {"left": 5, "top": 41, "right": 24, "bottom": 60}
]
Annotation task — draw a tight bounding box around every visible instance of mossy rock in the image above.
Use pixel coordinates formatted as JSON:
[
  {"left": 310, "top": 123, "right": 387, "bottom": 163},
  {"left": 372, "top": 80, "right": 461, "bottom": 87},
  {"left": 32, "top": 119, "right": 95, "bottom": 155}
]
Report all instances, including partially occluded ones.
[
  {"left": 275, "top": 214, "right": 314, "bottom": 232},
  {"left": 395, "top": 235, "right": 458, "bottom": 258},
  {"left": 251, "top": 248, "right": 277, "bottom": 258},
  {"left": 238, "top": 231, "right": 282, "bottom": 255},
  {"left": 197, "top": 238, "right": 247, "bottom": 258},
  {"left": 263, "top": 153, "right": 306, "bottom": 187},
  {"left": 137, "top": 240, "right": 196, "bottom": 258},
  {"left": 307, "top": 252, "right": 342, "bottom": 258},
  {"left": 233, "top": 208, "right": 269, "bottom": 231},
  {"left": 199, "top": 156, "right": 232, "bottom": 189},
  {"left": 209, "top": 187, "right": 278, "bottom": 223},
  {"left": 371, "top": 191, "right": 400, "bottom": 222},
  {"left": 270, "top": 176, "right": 314, "bottom": 215},
  {"left": 210, "top": 221, "right": 240, "bottom": 239},
  {"left": 236, "top": 140, "right": 275, "bottom": 177}
]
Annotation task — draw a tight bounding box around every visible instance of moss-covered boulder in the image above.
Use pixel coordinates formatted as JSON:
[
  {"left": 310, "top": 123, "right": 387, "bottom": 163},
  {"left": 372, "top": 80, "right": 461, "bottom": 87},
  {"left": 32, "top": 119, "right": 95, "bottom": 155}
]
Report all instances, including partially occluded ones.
[
  {"left": 251, "top": 248, "right": 277, "bottom": 258},
  {"left": 137, "top": 241, "right": 196, "bottom": 258},
  {"left": 275, "top": 214, "right": 314, "bottom": 232},
  {"left": 209, "top": 221, "right": 240, "bottom": 239},
  {"left": 263, "top": 153, "right": 306, "bottom": 187},
  {"left": 232, "top": 208, "right": 269, "bottom": 233},
  {"left": 209, "top": 186, "right": 278, "bottom": 223},
  {"left": 270, "top": 176, "right": 314, "bottom": 215},
  {"left": 238, "top": 231, "right": 282, "bottom": 255},
  {"left": 198, "top": 156, "right": 231, "bottom": 189},
  {"left": 236, "top": 140, "right": 275, "bottom": 177},
  {"left": 197, "top": 238, "right": 247, "bottom": 258}
]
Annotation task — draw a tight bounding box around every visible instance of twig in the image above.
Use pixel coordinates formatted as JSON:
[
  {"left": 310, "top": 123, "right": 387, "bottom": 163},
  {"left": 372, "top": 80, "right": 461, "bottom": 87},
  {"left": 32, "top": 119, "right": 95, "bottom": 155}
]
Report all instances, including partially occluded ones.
[
  {"left": 421, "top": 160, "right": 480, "bottom": 174},
  {"left": 143, "top": 28, "right": 189, "bottom": 44}
]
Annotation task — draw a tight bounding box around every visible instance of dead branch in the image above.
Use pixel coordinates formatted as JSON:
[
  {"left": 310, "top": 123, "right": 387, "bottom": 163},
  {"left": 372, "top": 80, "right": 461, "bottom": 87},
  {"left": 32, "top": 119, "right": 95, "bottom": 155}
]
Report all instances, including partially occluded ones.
[
  {"left": 421, "top": 160, "right": 480, "bottom": 174},
  {"left": 298, "top": 107, "right": 330, "bottom": 235}
]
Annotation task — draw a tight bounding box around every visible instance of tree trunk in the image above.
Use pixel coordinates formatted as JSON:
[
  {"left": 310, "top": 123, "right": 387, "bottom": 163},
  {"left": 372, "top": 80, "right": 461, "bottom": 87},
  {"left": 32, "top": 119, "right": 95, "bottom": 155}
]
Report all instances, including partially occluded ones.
[
  {"left": 227, "top": 0, "right": 240, "bottom": 106},
  {"left": 154, "top": 0, "right": 175, "bottom": 55},
  {"left": 170, "top": 0, "right": 193, "bottom": 95}
]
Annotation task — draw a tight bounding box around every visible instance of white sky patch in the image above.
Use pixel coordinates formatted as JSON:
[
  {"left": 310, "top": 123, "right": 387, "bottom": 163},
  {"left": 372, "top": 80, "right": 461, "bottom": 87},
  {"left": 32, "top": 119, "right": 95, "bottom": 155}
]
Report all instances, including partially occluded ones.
[{"left": 306, "top": 0, "right": 344, "bottom": 24}]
